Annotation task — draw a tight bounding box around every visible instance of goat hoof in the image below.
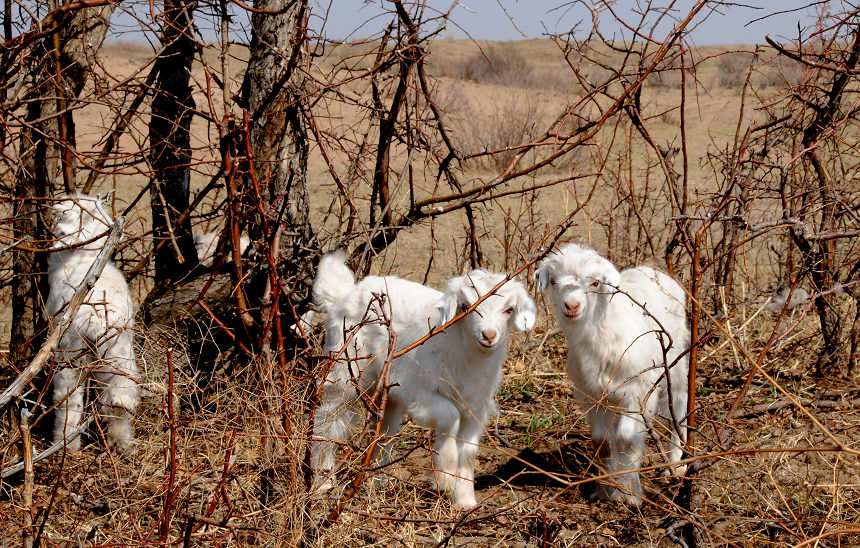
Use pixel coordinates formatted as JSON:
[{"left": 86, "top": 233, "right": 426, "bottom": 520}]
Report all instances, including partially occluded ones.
[
  {"left": 662, "top": 464, "right": 687, "bottom": 478},
  {"left": 312, "top": 477, "right": 335, "bottom": 494},
  {"left": 454, "top": 497, "right": 478, "bottom": 510},
  {"left": 588, "top": 484, "right": 642, "bottom": 506},
  {"left": 615, "top": 492, "right": 643, "bottom": 506}
]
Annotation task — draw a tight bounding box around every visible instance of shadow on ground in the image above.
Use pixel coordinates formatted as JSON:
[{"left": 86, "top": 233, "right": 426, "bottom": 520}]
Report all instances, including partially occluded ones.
[{"left": 476, "top": 436, "right": 599, "bottom": 498}]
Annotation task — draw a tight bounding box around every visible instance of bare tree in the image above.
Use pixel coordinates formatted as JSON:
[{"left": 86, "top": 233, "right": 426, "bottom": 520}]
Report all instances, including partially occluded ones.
[
  {"left": 238, "top": 0, "right": 318, "bottom": 501},
  {"left": 10, "top": 2, "right": 116, "bottom": 368},
  {"left": 149, "top": 0, "right": 200, "bottom": 283}
]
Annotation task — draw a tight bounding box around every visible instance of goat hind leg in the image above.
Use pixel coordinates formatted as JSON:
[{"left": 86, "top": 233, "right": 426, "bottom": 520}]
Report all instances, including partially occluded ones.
[
  {"left": 98, "top": 329, "right": 138, "bottom": 451},
  {"left": 664, "top": 384, "right": 688, "bottom": 477},
  {"left": 311, "top": 380, "right": 361, "bottom": 492},
  {"left": 53, "top": 366, "right": 85, "bottom": 452}
]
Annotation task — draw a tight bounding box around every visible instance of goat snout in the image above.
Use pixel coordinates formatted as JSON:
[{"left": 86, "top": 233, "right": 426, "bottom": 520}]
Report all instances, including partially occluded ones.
[
  {"left": 563, "top": 300, "right": 581, "bottom": 318},
  {"left": 480, "top": 328, "right": 498, "bottom": 346}
]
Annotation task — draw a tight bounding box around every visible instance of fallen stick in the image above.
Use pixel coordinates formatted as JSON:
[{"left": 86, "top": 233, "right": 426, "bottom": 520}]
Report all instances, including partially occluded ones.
[
  {"left": 2, "top": 415, "right": 93, "bottom": 479},
  {"left": 740, "top": 396, "right": 860, "bottom": 419}
]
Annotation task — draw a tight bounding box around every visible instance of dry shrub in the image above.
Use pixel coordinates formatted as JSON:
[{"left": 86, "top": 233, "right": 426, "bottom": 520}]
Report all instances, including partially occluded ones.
[
  {"left": 529, "top": 66, "right": 574, "bottom": 93},
  {"left": 646, "top": 54, "right": 695, "bottom": 90},
  {"left": 434, "top": 44, "right": 572, "bottom": 92},
  {"left": 648, "top": 66, "right": 696, "bottom": 89},
  {"left": 440, "top": 87, "right": 543, "bottom": 170},
  {"left": 715, "top": 52, "right": 806, "bottom": 89},
  {"left": 756, "top": 57, "right": 806, "bottom": 87},
  {"left": 649, "top": 68, "right": 681, "bottom": 89},
  {"left": 457, "top": 44, "right": 529, "bottom": 85},
  {"left": 716, "top": 52, "right": 753, "bottom": 88}
]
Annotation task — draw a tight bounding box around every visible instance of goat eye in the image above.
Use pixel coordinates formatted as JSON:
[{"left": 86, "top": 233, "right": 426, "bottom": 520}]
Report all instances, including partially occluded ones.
[
  {"left": 459, "top": 303, "right": 469, "bottom": 313},
  {"left": 590, "top": 280, "right": 600, "bottom": 288},
  {"left": 504, "top": 306, "right": 514, "bottom": 315},
  {"left": 550, "top": 278, "right": 557, "bottom": 286}
]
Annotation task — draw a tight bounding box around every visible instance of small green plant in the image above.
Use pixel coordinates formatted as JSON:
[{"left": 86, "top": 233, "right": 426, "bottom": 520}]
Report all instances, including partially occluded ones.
[
  {"left": 522, "top": 411, "right": 565, "bottom": 447},
  {"left": 497, "top": 381, "right": 539, "bottom": 404}
]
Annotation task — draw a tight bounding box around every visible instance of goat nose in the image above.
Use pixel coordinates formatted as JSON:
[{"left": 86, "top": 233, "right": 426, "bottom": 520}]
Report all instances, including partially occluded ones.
[
  {"left": 481, "top": 329, "right": 497, "bottom": 344},
  {"left": 564, "top": 301, "right": 580, "bottom": 314}
]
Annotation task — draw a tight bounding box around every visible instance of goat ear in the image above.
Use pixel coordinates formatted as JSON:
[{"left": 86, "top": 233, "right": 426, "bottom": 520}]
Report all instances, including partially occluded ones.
[
  {"left": 602, "top": 267, "right": 621, "bottom": 289},
  {"left": 433, "top": 275, "right": 465, "bottom": 330},
  {"left": 533, "top": 263, "right": 551, "bottom": 292},
  {"left": 432, "top": 293, "right": 458, "bottom": 330},
  {"left": 512, "top": 281, "right": 537, "bottom": 331}
]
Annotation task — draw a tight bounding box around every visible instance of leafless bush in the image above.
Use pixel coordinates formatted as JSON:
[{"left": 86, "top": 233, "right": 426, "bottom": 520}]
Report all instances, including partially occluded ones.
[
  {"left": 649, "top": 68, "right": 683, "bottom": 89},
  {"left": 441, "top": 87, "right": 542, "bottom": 170},
  {"left": 647, "top": 56, "right": 695, "bottom": 90},
  {"left": 433, "top": 43, "right": 572, "bottom": 92},
  {"left": 1, "top": 1, "right": 859, "bottom": 546},
  {"left": 716, "top": 52, "right": 753, "bottom": 87},
  {"left": 756, "top": 56, "right": 806, "bottom": 87},
  {"left": 459, "top": 44, "right": 529, "bottom": 84}
]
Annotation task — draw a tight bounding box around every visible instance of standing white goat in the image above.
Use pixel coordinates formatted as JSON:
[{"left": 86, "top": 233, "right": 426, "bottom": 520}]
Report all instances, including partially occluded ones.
[
  {"left": 311, "top": 251, "right": 537, "bottom": 508},
  {"left": 47, "top": 194, "right": 138, "bottom": 451},
  {"left": 534, "top": 243, "right": 689, "bottom": 505}
]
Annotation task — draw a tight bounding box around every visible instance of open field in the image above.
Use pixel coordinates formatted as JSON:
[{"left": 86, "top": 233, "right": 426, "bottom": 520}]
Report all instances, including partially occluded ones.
[{"left": 1, "top": 34, "right": 859, "bottom": 547}]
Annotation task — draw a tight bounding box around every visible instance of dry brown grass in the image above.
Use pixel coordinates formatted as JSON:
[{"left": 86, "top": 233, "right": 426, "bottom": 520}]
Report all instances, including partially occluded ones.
[
  {"left": 2, "top": 37, "right": 859, "bottom": 547},
  {"left": 4, "top": 290, "right": 856, "bottom": 546}
]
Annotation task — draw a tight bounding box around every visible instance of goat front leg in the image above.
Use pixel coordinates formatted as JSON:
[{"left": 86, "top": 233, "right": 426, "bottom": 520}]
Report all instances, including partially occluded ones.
[
  {"left": 453, "top": 411, "right": 486, "bottom": 509},
  {"left": 587, "top": 406, "right": 617, "bottom": 502},
  {"left": 411, "top": 397, "right": 462, "bottom": 505},
  {"left": 604, "top": 413, "right": 646, "bottom": 505},
  {"left": 370, "top": 399, "right": 406, "bottom": 487},
  {"left": 311, "top": 374, "right": 361, "bottom": 492}
]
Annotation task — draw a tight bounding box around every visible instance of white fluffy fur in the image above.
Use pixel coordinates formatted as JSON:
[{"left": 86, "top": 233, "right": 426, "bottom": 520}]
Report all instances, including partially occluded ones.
[
  {"left": 47, "top": 193, "right": 138, "bottom": 451},
  {"left": 194, "top": 230, "right": 250, "bottom": 267},
  {"left": 311, "top": 251, "right": 537, "bottom": 508},
  {"left": 535, "top": 243, "right": 689, "bottom": 505},
  {"left": 765, "top": 286, "right": 810, "bottom": 312}
]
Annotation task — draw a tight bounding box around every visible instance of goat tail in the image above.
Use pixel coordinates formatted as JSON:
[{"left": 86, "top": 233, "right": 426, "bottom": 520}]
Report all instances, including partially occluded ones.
[{"left": 313, "top": 249, "right": 357, "bottom": 313}]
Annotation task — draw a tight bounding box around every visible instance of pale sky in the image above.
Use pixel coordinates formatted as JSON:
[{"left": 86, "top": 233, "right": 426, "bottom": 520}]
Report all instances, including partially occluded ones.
[
  {"left": 308, "top": 1, "right": 830, "bottom": 45},
  {"left": 106, "top": 1, "right": 833, "bottom": 47}
]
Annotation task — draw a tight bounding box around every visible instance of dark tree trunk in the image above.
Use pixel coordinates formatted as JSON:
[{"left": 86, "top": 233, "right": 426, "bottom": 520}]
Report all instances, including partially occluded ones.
[
  {"left": 149, "top": 0, "right": 199, "bottom": 284},
  {"left": 796, "top": 27, "right": 860, "bottom": 374},
  {"left": 9, "top": 3, "right": 115, "bottom": 370}
]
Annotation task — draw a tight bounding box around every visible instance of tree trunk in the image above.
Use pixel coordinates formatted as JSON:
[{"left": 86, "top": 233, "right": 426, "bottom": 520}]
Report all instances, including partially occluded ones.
[
  {"left": 149, "top": 0, "right": 199, "bottom": 284},
  {"left": 10, "top": 3, "right": 115, "bottom": 370},
  {"left": 240, "top": 0, "right": 317, "bottom": 503},
  {"left": 242, "top": 0, "right": 317, "bottom": 306}
]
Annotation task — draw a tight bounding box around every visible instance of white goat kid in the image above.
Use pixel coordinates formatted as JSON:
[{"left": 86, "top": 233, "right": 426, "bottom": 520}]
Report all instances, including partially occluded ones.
[
  {"left": 535, "top": 243, "right": 689, "bottom": 505},
  {"left": 48, "top": 194, "right": 138, "bottom": 451},
  {"left": 194, "top": 230, "right": 250, "bottom": 267},
  {"left": 311, "top": 251, "right": 537, "bottom": 509}
]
